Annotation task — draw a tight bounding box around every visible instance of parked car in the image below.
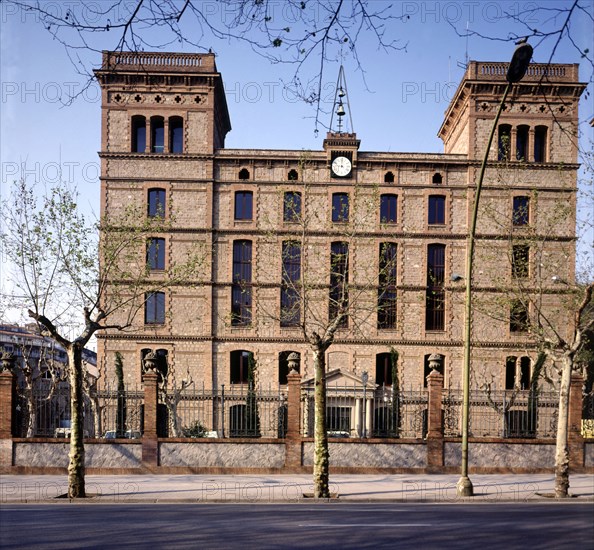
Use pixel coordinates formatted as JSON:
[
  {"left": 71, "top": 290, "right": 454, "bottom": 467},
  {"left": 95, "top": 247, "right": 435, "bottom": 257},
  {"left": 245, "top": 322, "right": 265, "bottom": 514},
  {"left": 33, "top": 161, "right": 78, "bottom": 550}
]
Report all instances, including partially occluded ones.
[{"left": 54, "top": 420, "right": 89, "bottom": 438}]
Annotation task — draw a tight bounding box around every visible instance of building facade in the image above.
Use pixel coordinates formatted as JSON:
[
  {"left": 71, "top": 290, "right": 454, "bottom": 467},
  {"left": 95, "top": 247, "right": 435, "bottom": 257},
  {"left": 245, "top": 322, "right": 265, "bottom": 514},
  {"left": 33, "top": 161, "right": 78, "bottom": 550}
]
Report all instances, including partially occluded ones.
[{"left": 95, "top": 51, "right": 585, "bottom": 394}]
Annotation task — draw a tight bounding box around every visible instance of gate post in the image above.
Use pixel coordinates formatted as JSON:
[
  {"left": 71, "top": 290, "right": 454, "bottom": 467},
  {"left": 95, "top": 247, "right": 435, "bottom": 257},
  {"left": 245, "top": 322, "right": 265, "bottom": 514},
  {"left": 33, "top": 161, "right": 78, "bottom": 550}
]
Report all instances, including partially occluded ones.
[
  {"left": 285, "top": 352, "right": 303, "bottom": 471},
  {"left": 0, "top": 352, "right": 16, "bottom": 468},
  {"left": 426, "top": 353, "right": 444, "bottom": 472},
  {"left": 142, "top": 352, "right": 159, "bottom": 469}
]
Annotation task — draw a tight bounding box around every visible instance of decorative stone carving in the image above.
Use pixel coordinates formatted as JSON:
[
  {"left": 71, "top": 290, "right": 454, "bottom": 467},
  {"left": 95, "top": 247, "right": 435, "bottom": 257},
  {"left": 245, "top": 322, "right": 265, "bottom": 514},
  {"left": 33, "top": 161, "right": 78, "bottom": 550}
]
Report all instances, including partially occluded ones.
[
  {"left": 0, "top": 351, "right": 15, "bottom": 373},
  {"left": 142, "top": 351, "right": 158, "bottom": 374}
]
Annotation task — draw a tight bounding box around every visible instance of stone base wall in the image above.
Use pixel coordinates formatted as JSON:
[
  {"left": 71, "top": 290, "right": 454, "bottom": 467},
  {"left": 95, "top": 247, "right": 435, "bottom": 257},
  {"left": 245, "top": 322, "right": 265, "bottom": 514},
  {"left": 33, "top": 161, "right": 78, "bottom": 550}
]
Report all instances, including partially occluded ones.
[{"left": 3, "top": 438, "right": 593, "bottom": 474}]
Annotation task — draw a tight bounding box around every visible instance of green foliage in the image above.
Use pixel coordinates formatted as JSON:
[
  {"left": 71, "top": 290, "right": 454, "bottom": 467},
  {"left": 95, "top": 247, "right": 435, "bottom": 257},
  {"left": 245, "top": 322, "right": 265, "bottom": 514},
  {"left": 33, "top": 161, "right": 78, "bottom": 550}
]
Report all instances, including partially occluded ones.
[{"left": 182, "top": 421, "right": 208, "bottom": 438}]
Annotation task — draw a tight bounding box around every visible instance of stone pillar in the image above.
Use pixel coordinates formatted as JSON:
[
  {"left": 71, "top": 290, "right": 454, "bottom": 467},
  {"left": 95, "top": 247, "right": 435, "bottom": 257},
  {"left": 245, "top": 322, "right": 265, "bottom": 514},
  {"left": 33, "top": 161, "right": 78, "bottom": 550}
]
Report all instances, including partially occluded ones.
[
  {"left": 0, "top": 353, "right": 16, "bottom": 468},
  {"left": 142, "top": 352, "right": 159, "bottom": 469},
  {"left": 568, "top": 372, "right": 584, "bottom": 469},
  {"left": 284, "top": 352, "right": 302, "bottom": 471},
  {"left": 426, "top": 354, "right": 444, "bottom": 471}
]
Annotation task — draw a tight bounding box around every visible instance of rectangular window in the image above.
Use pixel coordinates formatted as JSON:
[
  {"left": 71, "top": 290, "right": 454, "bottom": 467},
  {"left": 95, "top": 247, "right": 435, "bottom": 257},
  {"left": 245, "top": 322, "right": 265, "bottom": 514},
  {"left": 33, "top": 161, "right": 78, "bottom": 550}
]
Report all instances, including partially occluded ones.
[
  {"left": 332, "top": 193, "right": 349, "bottom": 222},
  {"left": 235, "top": 191, "right": 253, "bottom": 221},
  {"left": 281, "top": 241, "right": 301, "bottom": 327},
  {"left": 232, "top": 240, "right": 252, "bottom": 326},
  {"left": 151, "top": 116, "right": 164, "bottom": 153},
  {"left": 534, "top": 126, "right": 547, "bottom": 162},
  {"left": 378, "top": 243, "right": 397, "bottom": 329},
  {"left": 498, "top": 124, "right": 511, "bottom": 161},
  {"left": 148, "top": 188, "right": 166, "bottom": 218},
  {"left": 512, "top": 245, "right": 529, "bottom": 279},
  {"left": 329, "top": 242, "right": 349, "bottom": 327},
  {"left": 516, "top": 125, "right": 529, "bottom": 161},
  {"left": 169, "top": 116, "right": 183, "bottom": 153},
  {"left": 132, "top": 116, "right": 146, "bottom": 153},
  {"left": 426, "top": 244, "right": 445, "bottom": 331},
  {"left": 428, "top": 195, "right": 445, "bottom": 225},
  {"left": 380, "top": 194, "right": 397, "bottom": 224},
  {"left": 283, "top": 192, "right": 302, "bottom": 222},
  {"left": 510, "top": 300, "right": 529, "bottom": 332},
  {"left": 145, "top": 292, "right": 165, "bottom": 324},
  {"left": 513, "top": 196, "right": 529, "bottom": 226},
  {"left": 147, "top": 238, "right": 166, "bottom": 270}
]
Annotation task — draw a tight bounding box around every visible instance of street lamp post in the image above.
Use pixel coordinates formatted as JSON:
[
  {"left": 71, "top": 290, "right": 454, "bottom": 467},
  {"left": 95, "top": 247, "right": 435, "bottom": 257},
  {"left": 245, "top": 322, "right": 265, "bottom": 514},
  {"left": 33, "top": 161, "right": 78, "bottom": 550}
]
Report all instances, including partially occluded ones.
[{"left": 457, "top": 41, "right": 532, "bottom": 497}]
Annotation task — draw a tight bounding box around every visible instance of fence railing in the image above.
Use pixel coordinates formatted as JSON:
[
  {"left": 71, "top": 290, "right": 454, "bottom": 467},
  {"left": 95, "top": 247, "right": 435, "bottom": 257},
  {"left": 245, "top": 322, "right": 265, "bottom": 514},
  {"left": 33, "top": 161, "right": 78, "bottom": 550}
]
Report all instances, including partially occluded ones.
[
  {"left": 443, "top": 389, "right": 558, "bottom": 439},
  {"left": 10, "top": 381, "right": 589, "bottom": 441},
  {"left": 301, "top": 385, "right": 428, "bottom": 439}
]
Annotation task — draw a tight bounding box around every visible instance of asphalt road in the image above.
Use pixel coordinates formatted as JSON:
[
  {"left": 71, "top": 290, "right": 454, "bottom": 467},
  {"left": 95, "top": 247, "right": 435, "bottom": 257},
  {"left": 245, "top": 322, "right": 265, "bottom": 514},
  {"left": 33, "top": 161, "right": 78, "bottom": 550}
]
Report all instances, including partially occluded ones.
[{"left": 1, "top": 502, "right": 592, "bottom": 549}]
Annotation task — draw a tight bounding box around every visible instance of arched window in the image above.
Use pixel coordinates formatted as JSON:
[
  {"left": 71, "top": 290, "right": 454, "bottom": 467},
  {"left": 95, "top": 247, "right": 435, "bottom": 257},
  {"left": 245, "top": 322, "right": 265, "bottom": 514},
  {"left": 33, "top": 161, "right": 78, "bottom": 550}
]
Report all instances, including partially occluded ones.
[
  {"left": 151, "top": 116, "right": 164, "bottom": 153},
  {"left": 432, "top": 173, "right": 443, "bottom": 184},
  {"left": 534, "top": 126, "right": 547, "bottom": 162},
  {"left": 278, "top": 351, "right": 300, "bottom": 385},
  {"left": 131, "top": 115, "right": 146, "bottom": 153},
  {"left": 516, "top": 125, "right": 529, "bottom": 161},
  {"left": 506, "top": 356, "right": 531, "bottom": 389},
  {"left": 239, "top": 168, "right": 250, "bottom": 180},
  {"left": 169, "top": 116, "right": 183, "bottom": 153},
  {"left": 498, "top": 124, "right": 512, "bottom": 160},
  {"left": 375, "top": 353, "right": 393, "bottom": 386},
  {"left": 384, "top": 171, "right": 395, "bottom": 183},
  {"left": 287, "top": 169, "right": 298, "bottom": 181},
  {"left": 230, "top": 350, "right": 252, "bottom": 384}
]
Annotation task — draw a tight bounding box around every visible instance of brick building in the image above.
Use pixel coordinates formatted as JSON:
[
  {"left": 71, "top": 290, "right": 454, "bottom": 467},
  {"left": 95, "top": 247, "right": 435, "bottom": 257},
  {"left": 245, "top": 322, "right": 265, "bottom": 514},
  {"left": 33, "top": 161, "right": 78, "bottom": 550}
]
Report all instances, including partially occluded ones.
[{"left": 95, "top": 51, "right": 585, "bottom": 395}]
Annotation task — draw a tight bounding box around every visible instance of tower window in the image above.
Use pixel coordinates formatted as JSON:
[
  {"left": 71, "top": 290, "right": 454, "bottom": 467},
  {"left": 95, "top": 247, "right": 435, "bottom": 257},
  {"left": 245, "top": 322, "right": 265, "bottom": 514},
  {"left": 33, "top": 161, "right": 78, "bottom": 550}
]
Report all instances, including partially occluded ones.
[
  {"left": 329, "top": 241, "right": 349, "bottom": 327},
  {"left": 510, "top": 300, "right": 529, "bottom": 332},
  {"left": 332, "top": 193, "right": 349, "bottom": 222},
  {"left": 287, "top": 169, "right": 298, "bottom": 181},
  {"left": 380, "top": 194, "right": 398, "bottom": 224},
  {"left": 148, "top": 188, "right": 166, "bottom": 218},
  {"left": 131, "top": 115, "right": 146, "bottom": 153},
  {"left": 432, "top": 173, "right": 443, "bottom": 184},
  {"left": 513, "top": 196, "right": 530, "bottom": 226},
  {"left": 281, "top": 241, "right": 301, "bottom": 327},
  {"left": 239, "top": 168, "right": 250, "bottom": 180},
  {"left": 426, "top": 244, "right": 445, "bottom": 331},
  {"left": 145, "top": 292, "right": 165, "bottom": 325},
  {"left": 384, "top": 171, "right": 395, "bottom": 183},
  {"left": 498, "top": 124, "right": 512, "bottom": 161},
  {"left": 516, "top": 125, "right": 529, "bottom": 161},
  {"left": 512, "top": 245, "right": 529, "bottom": 279},
  {"left": 283, "top": 192, "right": 302, "bottom": 222},
  {"left": 378, "top": 242, "right": 397, "bottom": 329},
  {"left": 534, "top": 126, "right": 547, "bottom": 162},
  {"left": 234, "top": 191, "right": 253, "bottom": 221},
  {"left": 169, "top": 116, "right": 183, "bottom": 153},
  {"left": 151, "top": 116, "right": 164, "bottom": 153},
  {"left": 231, "top": 240, "right": 252, "bottom": 326},
  {"left": 428, "top": 195, "right": 445, "bottom": 225},
  {"left": 147, "top": 238, "right": 166, "bottom": 270}
]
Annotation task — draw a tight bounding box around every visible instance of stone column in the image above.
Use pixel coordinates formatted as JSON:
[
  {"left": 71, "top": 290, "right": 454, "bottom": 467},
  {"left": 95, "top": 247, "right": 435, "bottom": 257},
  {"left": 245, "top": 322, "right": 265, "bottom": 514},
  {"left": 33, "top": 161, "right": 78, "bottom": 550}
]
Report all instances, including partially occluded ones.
[
  {"left": 0, "top": 352, "right": 16, "bottom": 468},
  {"left": 284, "top": 353, "right": 303, "bottom": 471},
  {"left": 568, "top": 372, "right": 584, "bottom": 469},
  {"left": 426, "top": 353, "right": 444, "bottom": 471},
  {"left": 142, "top": 353, "right": 159, "bottom": 469}
]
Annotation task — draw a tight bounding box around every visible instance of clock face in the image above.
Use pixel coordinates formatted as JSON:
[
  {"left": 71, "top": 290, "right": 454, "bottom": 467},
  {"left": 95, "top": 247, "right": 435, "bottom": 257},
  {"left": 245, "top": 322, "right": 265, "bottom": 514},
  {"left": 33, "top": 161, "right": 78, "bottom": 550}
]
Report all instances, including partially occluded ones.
[{"left": 331, "top": 156, "right": 352, "bottom": 177}]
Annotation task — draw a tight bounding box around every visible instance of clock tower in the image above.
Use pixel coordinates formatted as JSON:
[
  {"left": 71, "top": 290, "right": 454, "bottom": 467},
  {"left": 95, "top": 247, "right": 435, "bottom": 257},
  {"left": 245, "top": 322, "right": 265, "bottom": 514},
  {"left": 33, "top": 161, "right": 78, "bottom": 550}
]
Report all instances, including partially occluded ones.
[{"left": 324, "top": 65, "right": 360, "bottom": 178}]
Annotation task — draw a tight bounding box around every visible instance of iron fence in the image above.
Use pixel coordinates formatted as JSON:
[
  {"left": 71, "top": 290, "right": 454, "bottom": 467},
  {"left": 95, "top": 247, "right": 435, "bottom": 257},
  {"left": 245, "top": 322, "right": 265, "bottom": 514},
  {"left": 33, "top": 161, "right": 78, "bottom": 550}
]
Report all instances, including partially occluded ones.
[
  {"left": 301, "top": 384, "right": 428, "bottom": 439},
  {"left": 157, "top": 383, "right": 287, "bottom": 439},
  {"left": 442, "top": 389, "right": 558, "bottom": 438}
]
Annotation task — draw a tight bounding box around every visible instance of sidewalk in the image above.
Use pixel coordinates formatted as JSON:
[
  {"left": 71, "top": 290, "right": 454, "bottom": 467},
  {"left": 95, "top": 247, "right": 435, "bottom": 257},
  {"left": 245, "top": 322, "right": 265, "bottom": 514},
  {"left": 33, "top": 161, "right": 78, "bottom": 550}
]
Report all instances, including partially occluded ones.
[{"left": 1, "top": 474, "right": 593, "bottom": 503}]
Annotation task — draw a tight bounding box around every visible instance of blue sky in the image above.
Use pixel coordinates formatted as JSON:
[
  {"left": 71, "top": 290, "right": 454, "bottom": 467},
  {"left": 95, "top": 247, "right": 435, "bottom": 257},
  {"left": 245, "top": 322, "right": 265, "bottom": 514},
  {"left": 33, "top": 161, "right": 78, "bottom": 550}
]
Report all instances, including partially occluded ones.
[{"left": 1, "top": 0, "right": 593, "bottom": 271}]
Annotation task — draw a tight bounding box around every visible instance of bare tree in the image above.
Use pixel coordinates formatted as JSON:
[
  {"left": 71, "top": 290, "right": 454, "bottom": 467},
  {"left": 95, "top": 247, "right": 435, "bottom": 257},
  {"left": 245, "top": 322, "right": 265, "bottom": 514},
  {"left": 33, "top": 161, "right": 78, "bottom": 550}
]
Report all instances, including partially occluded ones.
[{"left": 0, "top": 177, "right": 205, "bottom": 498}]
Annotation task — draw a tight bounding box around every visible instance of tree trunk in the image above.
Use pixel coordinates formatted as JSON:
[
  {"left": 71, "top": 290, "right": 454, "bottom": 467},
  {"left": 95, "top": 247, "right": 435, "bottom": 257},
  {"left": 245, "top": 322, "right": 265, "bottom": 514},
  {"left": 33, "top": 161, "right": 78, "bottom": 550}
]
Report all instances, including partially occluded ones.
[
  {"left": 313, "top": 347, "right": 330, "bottom": 498},
  {"left": 554, "top": 355, "right": 572, "bottom": 498},
  {"left": 67, "top": 344, "right": 86, "bottom": 498}
]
